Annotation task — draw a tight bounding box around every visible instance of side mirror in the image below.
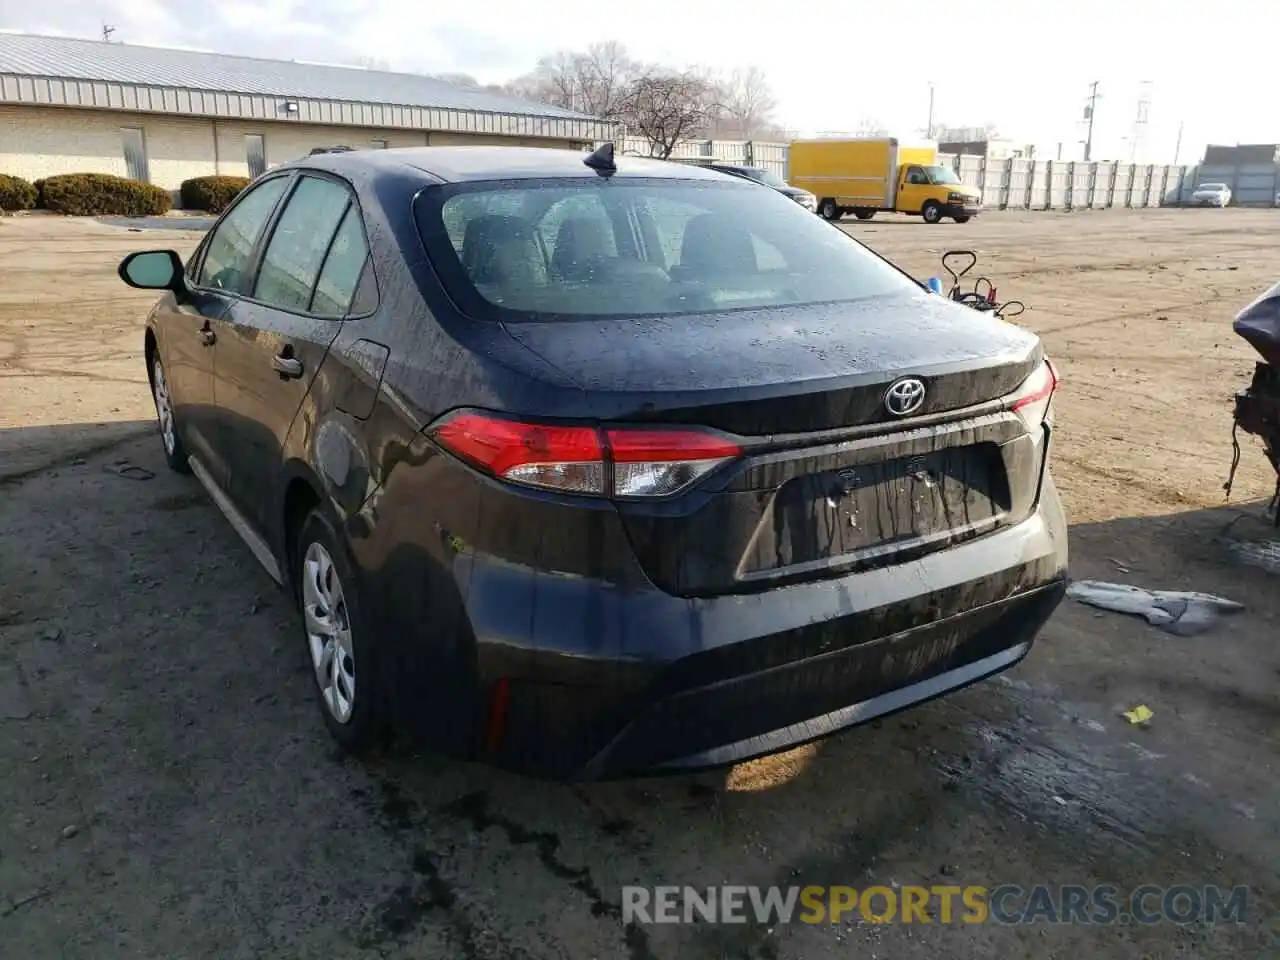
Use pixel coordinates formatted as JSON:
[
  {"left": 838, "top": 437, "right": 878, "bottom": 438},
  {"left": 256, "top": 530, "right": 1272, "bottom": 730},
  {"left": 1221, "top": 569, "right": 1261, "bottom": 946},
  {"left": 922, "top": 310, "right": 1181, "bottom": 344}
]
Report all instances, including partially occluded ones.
[{"left": 118, "top": 249, "right": 185, "bottom": 292}]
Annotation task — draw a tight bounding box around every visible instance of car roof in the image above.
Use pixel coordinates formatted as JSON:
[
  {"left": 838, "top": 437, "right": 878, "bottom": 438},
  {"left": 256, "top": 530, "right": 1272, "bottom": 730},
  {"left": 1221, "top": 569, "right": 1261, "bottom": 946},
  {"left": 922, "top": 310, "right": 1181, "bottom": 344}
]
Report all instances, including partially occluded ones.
[{"left": 286, "top": 145, "right": 739, "bottom": 184}]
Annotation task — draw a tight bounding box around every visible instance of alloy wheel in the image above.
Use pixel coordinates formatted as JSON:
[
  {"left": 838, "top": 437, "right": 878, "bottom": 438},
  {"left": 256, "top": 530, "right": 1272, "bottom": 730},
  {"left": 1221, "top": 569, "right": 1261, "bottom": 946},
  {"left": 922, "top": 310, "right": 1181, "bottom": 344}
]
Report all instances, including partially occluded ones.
[
  {"left": 301, "top": 541, "right": 357, "bottom": 724},
  {"left": 152, "top": 359, "right": 176, "bottom": 455}
]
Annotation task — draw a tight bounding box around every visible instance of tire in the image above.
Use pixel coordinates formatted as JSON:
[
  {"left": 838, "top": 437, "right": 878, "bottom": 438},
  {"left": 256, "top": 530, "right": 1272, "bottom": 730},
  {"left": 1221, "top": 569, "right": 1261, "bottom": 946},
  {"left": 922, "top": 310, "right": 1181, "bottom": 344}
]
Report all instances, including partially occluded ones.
[
  {"left": 150, "top": 354, "right": 191, "bottom": 473},
  {"left": 953, "top": 215, "right": 971, "bottom": 223},
  {"left": 854, "top": 209, "right": 875, "bottom": 221},
  {"left": 819, "top": 198, "right": 841, "bottom": 221},
  {"left": 295, "top": 506, "right": 387, "bottom": 754},
  {"left": 922, "top": 201, "right": 943, "bottom": 224}
]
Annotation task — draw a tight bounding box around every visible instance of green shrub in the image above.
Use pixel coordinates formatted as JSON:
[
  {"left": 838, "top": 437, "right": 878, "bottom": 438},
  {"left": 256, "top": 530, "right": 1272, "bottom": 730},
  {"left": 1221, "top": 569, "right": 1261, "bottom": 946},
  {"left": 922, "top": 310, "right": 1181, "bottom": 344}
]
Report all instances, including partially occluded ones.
[
  {"left": 0, "top": 174, "right": 37, "bottom": 212},
  {"left": 40, "top": 173, "right": 172, "bottom": 217},
  {"left": 180, "top": 175, "right": 251, "bottom": 213},
  {"left": 33, "top": 178, "right": 46, "bottom": 208}
]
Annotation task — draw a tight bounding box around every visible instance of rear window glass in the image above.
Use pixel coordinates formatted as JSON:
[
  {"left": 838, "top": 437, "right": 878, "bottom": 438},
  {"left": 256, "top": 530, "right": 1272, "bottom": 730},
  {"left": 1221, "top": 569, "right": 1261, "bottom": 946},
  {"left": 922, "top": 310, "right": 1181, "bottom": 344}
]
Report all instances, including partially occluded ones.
[{"left": 414, "top": 178, "right": 916, "bottom": 322}]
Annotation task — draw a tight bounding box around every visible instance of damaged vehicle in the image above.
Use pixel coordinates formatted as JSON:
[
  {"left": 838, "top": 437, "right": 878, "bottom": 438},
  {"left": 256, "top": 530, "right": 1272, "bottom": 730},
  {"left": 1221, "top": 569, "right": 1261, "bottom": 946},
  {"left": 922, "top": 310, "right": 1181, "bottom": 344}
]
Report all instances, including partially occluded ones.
[
  {"left": 1227, "top": 283, "right": 1280, "bottom": 520},
  {"left": 117, "top": 144, "right": 1068, "bottom": 780}
]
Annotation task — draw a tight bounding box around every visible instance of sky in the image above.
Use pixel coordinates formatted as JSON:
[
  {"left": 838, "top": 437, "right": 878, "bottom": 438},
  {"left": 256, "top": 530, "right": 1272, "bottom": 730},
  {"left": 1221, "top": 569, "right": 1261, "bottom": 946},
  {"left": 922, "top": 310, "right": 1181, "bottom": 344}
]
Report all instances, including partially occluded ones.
[{"left": 0, "top": 0, "right": 1272, "bottom": 164}]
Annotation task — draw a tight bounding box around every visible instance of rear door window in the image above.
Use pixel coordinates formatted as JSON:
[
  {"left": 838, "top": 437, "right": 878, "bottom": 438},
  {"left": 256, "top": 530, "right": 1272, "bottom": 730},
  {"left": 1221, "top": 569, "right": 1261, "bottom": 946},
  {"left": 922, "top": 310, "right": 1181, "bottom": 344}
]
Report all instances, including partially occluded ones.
[
  {"left": 310, "top": 206, "right": 372, "bottom": 317},
  {"left": 197, "top": 176, "right": 290, "bottom": 292},
  {"left": 253, "top": 176, "right": 352, "bottom": 312}
]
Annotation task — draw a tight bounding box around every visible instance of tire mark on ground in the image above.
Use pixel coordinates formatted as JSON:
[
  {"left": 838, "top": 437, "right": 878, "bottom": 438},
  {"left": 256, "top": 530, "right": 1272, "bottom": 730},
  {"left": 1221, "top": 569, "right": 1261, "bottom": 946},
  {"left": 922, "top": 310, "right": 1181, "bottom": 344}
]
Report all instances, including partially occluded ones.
[
  {"left": 0, "top": 366, "right": 147, "bottom": 386},
  {"left": 0, "top": 424, "right": 156, "bottom": 486},
  {"left": 442, "top": 790, "right": 658, "bottom": 960},
  {"left": 1037, "top": 295, "right": 1226, "bottom": 335},
  {"left": 1052, "top": 454, "right": 1211, "bottom": 509},
  {"left": 359, "top": 776, "right": 656, "bottom": 959}
]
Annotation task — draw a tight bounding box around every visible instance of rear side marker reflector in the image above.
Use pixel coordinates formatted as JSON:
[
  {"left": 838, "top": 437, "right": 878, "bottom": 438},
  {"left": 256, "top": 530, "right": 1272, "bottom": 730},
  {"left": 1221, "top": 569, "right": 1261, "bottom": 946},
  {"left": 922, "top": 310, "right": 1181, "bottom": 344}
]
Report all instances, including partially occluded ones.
[
  {"left": 429, "top": 412, "right": 742, "bottom": 498},
  {"left": 485, "top": 677, "right": 510, "bottom": 754}
]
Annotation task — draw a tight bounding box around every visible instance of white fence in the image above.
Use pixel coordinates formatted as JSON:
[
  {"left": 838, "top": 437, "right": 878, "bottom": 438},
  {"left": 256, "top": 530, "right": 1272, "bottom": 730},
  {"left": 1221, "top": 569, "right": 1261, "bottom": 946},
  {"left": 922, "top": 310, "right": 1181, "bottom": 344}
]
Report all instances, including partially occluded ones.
[
  {"left": 940, "top": 155, "right": 1280, "bottom": 209},
  {"left": 615, "top": 136, "right": 1280, "bottom": 210},
  {"left": 617, "top": 136, "right": 788, "bottom": 179}
]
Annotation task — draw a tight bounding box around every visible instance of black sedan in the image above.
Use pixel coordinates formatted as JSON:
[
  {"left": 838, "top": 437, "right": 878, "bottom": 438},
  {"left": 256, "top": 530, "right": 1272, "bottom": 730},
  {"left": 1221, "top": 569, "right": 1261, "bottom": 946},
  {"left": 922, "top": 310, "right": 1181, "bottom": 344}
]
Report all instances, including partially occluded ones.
[
  {"left": 119, "top": 143, "right": 1068, "bottom": 780},
  {"left": 706, "top": 162, "right": 818, "bottom": 212}
]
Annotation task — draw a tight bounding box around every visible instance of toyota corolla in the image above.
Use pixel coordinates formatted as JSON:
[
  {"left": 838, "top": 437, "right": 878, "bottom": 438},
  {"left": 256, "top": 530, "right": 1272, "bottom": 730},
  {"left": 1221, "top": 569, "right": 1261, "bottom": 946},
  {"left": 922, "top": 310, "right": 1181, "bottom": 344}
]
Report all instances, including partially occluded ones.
[{"left": 118, "top": 144, "right": 1068, "bottom": 780}]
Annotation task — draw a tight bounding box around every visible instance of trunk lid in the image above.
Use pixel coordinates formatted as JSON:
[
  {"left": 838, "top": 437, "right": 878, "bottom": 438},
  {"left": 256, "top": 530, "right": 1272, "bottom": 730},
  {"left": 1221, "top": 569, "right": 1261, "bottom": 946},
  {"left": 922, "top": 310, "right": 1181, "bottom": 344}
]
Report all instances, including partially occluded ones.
[
  {"left": 502, "top": 292, "right": 1047, "bottom": 597},
  {"left": 501, "top": 291, "right": 1040, "bottom": 432}
]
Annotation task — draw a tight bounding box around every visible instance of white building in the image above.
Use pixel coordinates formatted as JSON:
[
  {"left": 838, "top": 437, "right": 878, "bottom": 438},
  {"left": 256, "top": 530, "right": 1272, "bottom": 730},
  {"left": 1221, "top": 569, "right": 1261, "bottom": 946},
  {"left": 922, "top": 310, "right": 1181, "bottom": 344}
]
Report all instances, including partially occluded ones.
[{"left": 0, "top": 33, "right": 612, "bottom": 192}]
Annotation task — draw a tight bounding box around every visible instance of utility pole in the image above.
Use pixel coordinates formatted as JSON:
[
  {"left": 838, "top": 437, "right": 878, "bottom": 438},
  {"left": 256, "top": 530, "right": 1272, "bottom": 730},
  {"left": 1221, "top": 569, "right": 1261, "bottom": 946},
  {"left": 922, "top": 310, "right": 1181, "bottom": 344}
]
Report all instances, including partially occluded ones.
[
  {"left": 101, "top": 23, "right": 116, "bottom": 42},
  {"left": 1173, "top": 120, "right": 1184, "bottom": 165},
  {"left": 1083, "top": 81, "right": 1100, "bottom": 161},
  {"left": 926, "top": 82, "right": 935, "bottom": 139}
]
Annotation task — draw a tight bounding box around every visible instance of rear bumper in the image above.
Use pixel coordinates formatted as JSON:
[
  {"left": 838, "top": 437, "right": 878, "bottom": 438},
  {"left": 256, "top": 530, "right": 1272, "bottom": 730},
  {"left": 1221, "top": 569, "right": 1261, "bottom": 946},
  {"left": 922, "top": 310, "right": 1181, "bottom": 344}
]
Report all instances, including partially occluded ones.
[{"left": 461, "top": 477, "right": 1069, "bottom": 781}]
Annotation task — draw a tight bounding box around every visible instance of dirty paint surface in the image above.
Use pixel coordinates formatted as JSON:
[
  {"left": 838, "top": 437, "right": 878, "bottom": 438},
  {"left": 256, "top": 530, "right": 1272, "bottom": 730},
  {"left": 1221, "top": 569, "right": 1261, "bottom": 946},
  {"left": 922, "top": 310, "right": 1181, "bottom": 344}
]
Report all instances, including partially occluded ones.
[{"left": 1, "top": 211, "right": 1279, "bottom": 957}]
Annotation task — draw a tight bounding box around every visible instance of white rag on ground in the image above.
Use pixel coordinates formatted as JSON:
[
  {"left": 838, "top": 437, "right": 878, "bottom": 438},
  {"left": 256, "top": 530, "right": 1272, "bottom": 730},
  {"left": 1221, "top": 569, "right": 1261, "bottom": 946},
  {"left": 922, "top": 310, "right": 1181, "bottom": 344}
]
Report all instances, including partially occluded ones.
[{"left": 1066, "top": 580, "right": 1245, "bottom": 636}]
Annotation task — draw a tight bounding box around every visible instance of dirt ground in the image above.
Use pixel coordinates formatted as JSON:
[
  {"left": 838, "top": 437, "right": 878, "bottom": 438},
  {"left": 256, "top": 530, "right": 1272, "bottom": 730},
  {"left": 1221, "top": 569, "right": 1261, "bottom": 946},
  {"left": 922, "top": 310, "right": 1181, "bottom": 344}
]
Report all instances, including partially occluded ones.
[{"left": 1, "top": 209, "right": 1277, "bottom": 959}]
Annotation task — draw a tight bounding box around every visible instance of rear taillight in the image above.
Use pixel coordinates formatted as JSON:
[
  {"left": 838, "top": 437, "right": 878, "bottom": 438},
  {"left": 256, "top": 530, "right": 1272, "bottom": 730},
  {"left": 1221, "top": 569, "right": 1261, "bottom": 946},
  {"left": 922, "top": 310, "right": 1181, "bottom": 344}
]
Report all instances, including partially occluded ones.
[
  {"left": 1009, "top": 358, "right": 1058, "bottom": 429},
  {"left": 429, "top": 411, "right": 742, "bottom": 498}
]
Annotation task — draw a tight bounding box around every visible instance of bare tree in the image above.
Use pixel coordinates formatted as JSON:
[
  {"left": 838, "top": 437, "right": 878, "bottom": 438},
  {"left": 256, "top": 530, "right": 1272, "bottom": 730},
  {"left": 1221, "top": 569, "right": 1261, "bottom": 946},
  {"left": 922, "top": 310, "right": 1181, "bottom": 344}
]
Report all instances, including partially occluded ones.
[
  {"left": 622, "top": 68, "right": 720, "bottom": 158},
  {"left": 430, "top": 72, "right": 481, "bottom": 88},
  {"left": 576, "top": 41, "right": 637, "bottom": 118},
  {"left": 506, "top": 41, "right": 637, "bottom": 119},
  {"left": 855, "top": 118, "right": 889, "bottom": 137},
  {"left": 353, "top": 55, "right": 392, "bottom": 71},
  {"left": 716, "top": 65, "right": 777, "bottom": 139}
]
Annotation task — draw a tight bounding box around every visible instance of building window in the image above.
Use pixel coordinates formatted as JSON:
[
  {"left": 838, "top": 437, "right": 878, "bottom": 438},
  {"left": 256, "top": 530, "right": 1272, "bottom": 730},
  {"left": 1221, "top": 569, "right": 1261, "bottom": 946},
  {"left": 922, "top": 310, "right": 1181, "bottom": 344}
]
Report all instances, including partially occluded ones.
[
  {"left": 121, "top": 127, "right": 149, "bottom": 182},
  {"left": 371, "top": 139, "right": 388, "bottom": 150},
  {"left": 245, "top": 134, "right": 267, "bottom": 178}
]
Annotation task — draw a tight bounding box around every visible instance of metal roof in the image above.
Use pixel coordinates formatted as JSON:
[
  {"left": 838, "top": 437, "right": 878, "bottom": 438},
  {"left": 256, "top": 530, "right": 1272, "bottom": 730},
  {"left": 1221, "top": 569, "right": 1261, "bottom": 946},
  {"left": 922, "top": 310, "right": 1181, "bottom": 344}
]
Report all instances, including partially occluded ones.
[{"left": 0, "top": 33, "right": 614, "bottom": 141}]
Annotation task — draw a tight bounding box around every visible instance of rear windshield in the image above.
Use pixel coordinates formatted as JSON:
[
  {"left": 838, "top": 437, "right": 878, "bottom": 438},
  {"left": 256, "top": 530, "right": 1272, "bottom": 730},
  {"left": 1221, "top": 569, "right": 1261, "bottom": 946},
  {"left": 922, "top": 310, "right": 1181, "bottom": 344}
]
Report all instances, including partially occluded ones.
[{"left": 414, "top": 178, "right": 918, "bottom": 322}]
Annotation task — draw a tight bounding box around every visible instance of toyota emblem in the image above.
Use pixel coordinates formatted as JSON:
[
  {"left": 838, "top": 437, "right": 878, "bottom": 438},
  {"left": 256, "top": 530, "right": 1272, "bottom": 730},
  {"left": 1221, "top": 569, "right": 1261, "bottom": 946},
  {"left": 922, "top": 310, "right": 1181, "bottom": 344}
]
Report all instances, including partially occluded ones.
[{"left": 883, "top": 377, "right": 927, "bottom": 417}]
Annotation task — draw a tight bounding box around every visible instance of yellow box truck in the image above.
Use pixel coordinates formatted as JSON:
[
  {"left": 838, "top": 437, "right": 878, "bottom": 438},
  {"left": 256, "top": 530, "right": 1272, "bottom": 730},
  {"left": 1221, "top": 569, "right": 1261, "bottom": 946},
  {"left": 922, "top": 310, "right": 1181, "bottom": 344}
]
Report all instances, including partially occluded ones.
[{"left": 787, "top": 137, "right": 983, "bottom": 224}]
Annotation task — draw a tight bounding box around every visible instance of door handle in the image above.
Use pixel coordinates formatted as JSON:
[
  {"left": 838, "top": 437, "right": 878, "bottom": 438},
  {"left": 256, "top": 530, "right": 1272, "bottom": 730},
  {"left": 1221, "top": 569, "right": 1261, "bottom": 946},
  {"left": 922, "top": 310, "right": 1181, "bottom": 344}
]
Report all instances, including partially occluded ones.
[
  {"left": 273, "top": 354, "right": 304, "bottom": 379},
  {"left": 199, "top": 328, "right": 216, "bottom": 346}
]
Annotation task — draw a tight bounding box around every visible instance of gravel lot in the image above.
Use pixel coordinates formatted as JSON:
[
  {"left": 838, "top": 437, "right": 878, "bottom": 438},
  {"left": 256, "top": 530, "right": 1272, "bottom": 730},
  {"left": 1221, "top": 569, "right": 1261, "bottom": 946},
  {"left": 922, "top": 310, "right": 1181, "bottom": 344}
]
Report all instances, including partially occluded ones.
[{"left": 2, "top": 209, "right": 1278, "bottom": 959}]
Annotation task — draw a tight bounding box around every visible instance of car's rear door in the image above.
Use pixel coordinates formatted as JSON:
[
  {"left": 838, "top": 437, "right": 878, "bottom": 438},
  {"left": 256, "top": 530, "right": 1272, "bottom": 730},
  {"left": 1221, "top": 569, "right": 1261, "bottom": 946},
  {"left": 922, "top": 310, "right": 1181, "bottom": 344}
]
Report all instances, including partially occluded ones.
[{"left": 210, "top": 172, "right": 371, "bottom": 537}]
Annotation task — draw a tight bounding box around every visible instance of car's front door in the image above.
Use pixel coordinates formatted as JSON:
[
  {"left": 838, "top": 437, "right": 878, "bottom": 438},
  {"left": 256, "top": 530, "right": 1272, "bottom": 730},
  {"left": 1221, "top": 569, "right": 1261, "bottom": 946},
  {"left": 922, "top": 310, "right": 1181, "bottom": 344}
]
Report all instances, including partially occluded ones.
[
  {"left": 896, "top": 165, "right": 931, "bottom": 213},
  {"left": 175, "top": 174, "right": 293, "bottom": 486},
  {"left": 211, "top": 173, "right": 370, "bottom": 537},
  {"left": 153, "top": 273, "right": 234, "bottom": 474}
]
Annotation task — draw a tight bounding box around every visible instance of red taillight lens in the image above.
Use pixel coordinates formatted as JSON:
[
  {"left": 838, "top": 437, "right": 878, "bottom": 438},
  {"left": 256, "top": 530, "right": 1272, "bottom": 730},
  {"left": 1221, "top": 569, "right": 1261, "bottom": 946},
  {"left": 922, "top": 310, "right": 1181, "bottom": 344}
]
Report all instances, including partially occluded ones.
[
  {"left": 1009, "top": 358, "right": 1058, "bottom": 428},
  {"left": 429, "top": 412, "right": 742, "bottom": 498},
  {"left": 431, "top": 413, "right": 605, "bottom": 494}
]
